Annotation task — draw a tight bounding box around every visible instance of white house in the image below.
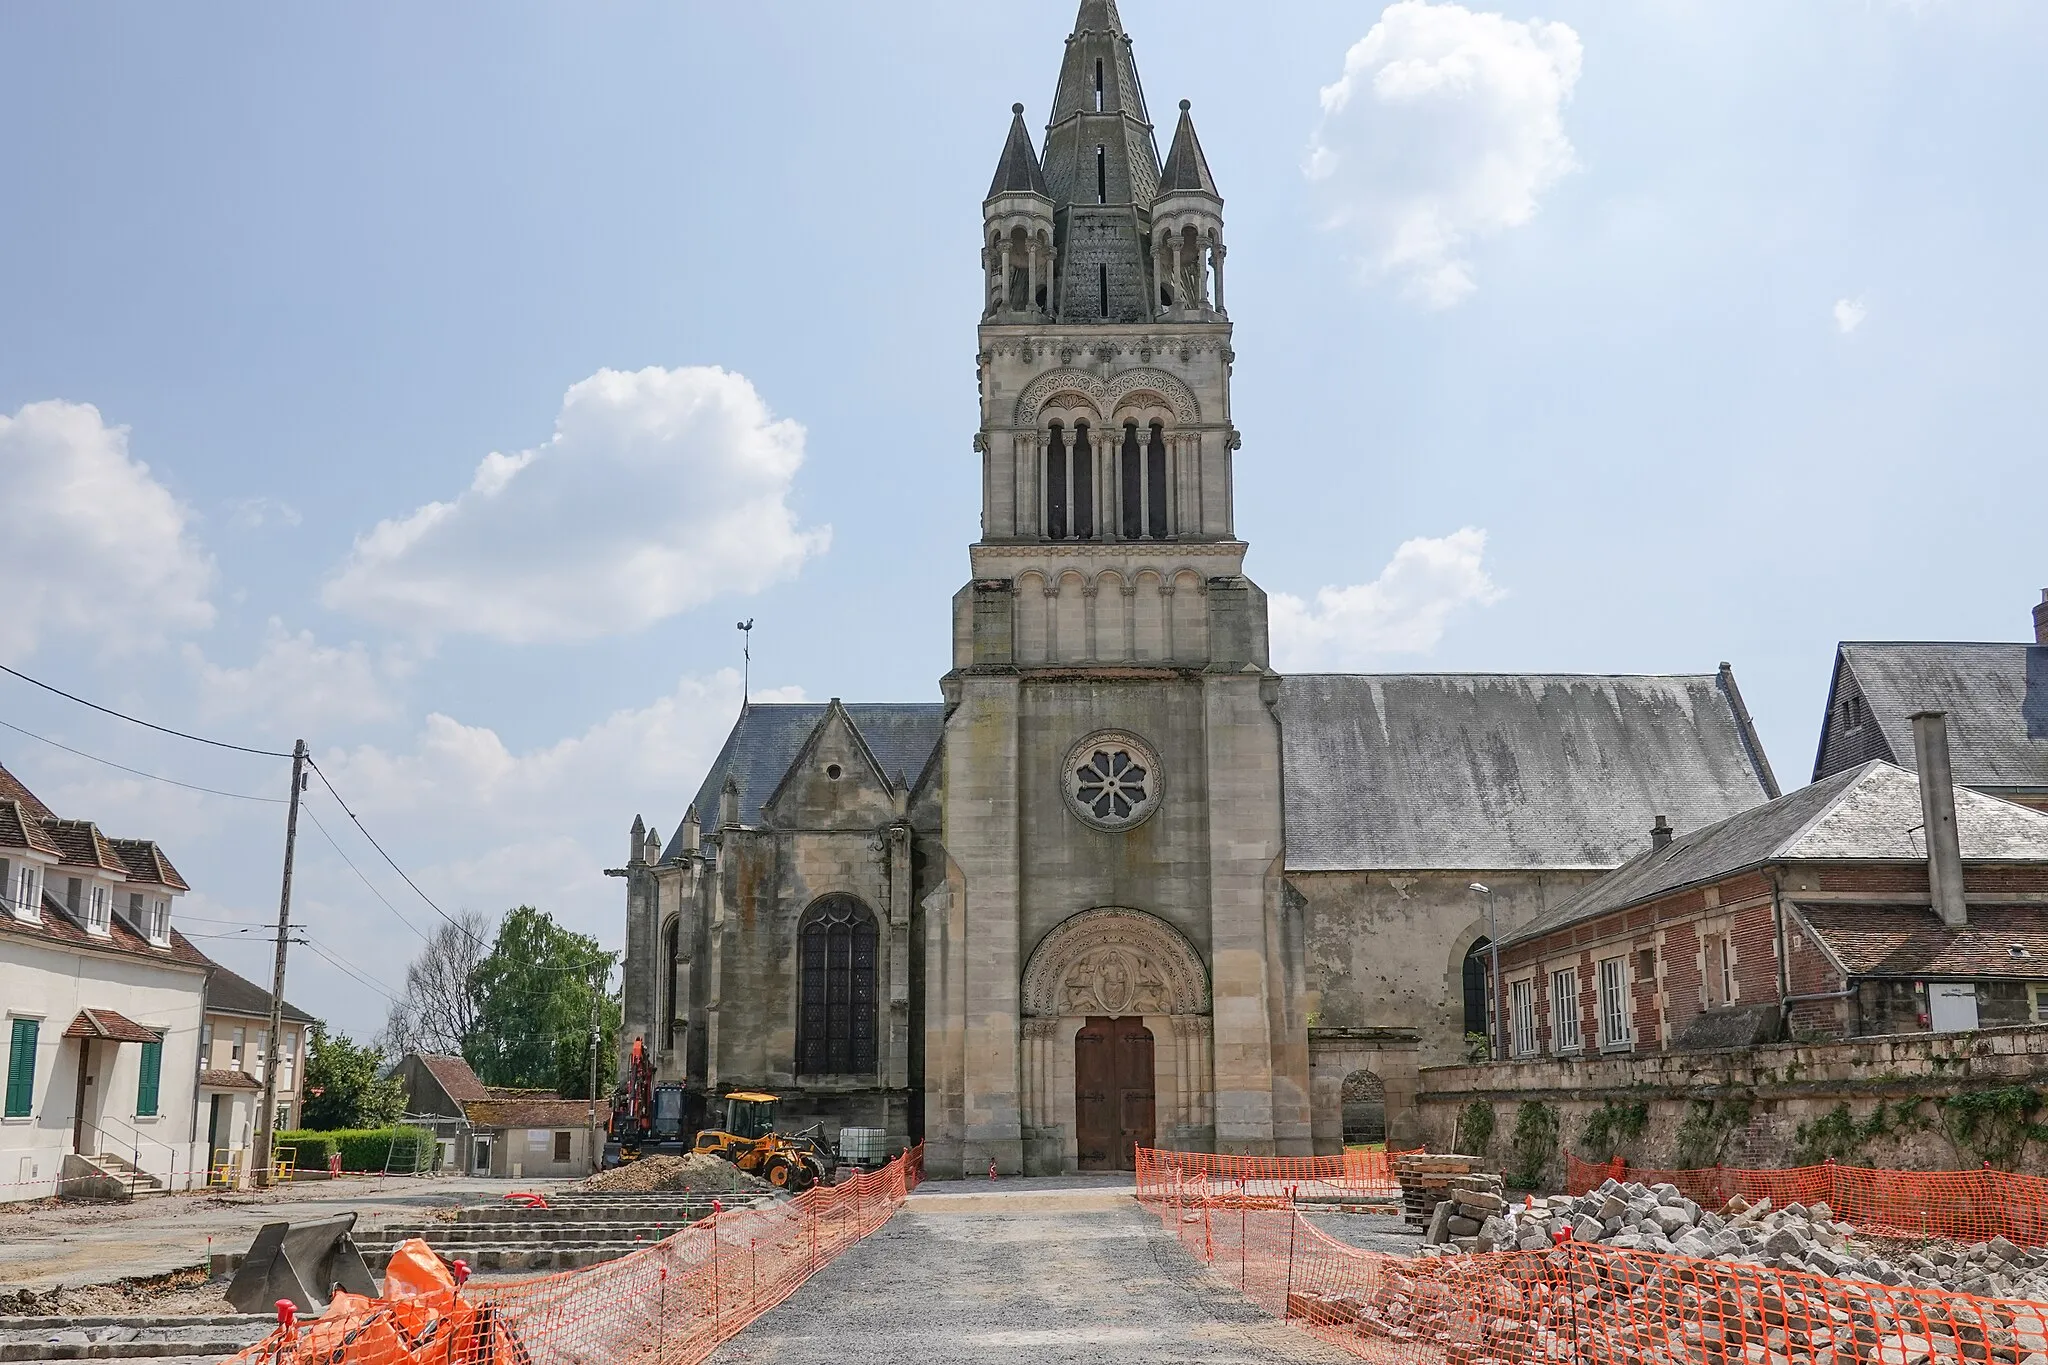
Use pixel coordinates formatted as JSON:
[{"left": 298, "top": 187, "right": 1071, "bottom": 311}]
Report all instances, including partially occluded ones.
[{"left": 1, "top": 762, "right": 209, "bottom": 1200}]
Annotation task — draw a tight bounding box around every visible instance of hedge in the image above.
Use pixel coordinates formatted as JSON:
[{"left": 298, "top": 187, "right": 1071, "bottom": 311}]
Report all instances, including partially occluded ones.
[{"left": 274, "top": 1126, "right": 434, "bottom": 1173}]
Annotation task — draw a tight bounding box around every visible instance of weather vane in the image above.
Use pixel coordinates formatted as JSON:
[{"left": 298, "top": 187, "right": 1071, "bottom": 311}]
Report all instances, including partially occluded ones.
[{"left": 737, "top": 619, "right": 755, "bottom": 703}]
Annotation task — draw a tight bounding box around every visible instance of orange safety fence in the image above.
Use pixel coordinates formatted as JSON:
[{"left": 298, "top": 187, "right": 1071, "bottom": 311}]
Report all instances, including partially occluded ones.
[
  {"left": 1138, "top": 1147, "right": 1421, "bottom": 1202},
  {"left": 1139, "top": 1147, "right": 2048, "bottom": 1364},
  {"left": 1567, "top": 1154, "right": 2048, "bottom": 1248},
  {"left": 223, "top": 1143, "right": 922, "bottom": 1365}
]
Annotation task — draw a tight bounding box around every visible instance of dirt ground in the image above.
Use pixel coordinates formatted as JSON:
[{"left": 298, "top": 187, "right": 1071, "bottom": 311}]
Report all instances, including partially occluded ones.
[{"left": 0, "top": 1174, "right": 580, "bottom": 1294}]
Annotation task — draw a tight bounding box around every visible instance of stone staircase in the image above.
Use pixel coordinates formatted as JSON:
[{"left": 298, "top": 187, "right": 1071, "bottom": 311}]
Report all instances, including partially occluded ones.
[
  {"left": 55, "top": 1154, "right": 164, "bottom": 1202},
  {"left": 92, "top": 1153, "right": 165, "bottom": 1198}
]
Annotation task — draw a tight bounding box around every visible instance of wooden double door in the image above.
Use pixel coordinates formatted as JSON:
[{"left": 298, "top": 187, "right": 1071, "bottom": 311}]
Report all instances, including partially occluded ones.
[{"left": 1075, "top": 1016, "right": 1155, "bottom": 1171}]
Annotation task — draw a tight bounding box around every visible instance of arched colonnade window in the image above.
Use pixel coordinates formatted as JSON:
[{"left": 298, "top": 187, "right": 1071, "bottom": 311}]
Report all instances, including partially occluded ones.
[{"left": 1043, "top": 403, "right": 1176, "bottom": 543}]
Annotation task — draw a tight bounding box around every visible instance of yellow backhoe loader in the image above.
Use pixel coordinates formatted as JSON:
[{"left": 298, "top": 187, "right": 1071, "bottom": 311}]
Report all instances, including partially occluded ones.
[{"left": 692, "top": 1091, "right": 835, "bottom": 1192}]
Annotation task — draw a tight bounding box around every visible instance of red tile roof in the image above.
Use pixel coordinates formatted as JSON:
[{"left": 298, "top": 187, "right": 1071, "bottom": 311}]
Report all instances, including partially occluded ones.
[
  {"left": 418, "top": 1054, "right": 489, "bottom": 1104},
  {"left": 41, "top": 819, "right": 127, "bottom": 874},
  {"left": 63, "top": 1009, "right": 161, "bottom": 1043},
  {"left": 463, "top": 1097, "right": 593, "bottom": 1130},
  {"left": 0, "top": 799, "right": 61, "bottom": 856},
  {"left": 108, "top": 839, "right": 190, "bottom": 892},
  {"left": 0, "top": 762, "right": 53, "bottom": 820},
  {"left": 0, "top": 888, "right": 211, "bottom": 969},
  {"left": 1800, "top": 902, "right": 2048, "bottom": 979},
  {"left": 199, "top": 1068, "right": 261, "bottom": 1091}
]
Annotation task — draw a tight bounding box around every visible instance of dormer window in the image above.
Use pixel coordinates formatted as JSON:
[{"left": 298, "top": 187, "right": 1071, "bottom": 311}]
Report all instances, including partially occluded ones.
[
  {"left": 85, "top": 883, "right": 110, "bottom": 936},
  {"left": 132, "top": 892, "right": 171, "bottom": 944},
  {"left": 1840, "top": 694, "right": 1867, "bottom": 729},
  {"left": 1, "top": 860, "right": 37, "bottom": 922}
]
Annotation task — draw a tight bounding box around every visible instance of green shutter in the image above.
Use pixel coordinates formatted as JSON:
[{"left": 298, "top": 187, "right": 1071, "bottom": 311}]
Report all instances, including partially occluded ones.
[
  {"left": 136, "top": 1037, "right": 163, "bottom": 1117},
  {"left": 5, "top": 1019, "right": 37, "bottom": 1118}
]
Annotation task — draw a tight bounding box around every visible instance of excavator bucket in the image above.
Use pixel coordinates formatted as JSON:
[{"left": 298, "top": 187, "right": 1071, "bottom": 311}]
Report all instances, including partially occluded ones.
[{"left": 226, "top": 1213, "right": 379, "bottom": 1315}]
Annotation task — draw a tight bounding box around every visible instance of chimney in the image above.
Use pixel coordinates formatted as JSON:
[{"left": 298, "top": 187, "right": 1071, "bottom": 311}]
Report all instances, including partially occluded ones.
[
  {"left": 1651, "top": 815, "right": 1673, "bottom": 852},
  {"left": 2034, "top": 589, "right": 2048, "bottom": 647},
  {"left": 1910, "top": 711, "right": 1968, "bottom": 927}
]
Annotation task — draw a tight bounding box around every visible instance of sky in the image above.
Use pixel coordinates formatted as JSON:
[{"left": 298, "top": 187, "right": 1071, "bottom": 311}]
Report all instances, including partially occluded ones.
[{"left": 2, "top": 0, "right": 2044, "bottom": 1040}]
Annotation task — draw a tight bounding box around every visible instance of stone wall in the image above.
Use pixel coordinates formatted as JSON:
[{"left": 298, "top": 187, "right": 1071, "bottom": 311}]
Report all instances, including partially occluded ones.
[{"left": 1416, "top": 1024, "right": 2048, "bottom": 1188}]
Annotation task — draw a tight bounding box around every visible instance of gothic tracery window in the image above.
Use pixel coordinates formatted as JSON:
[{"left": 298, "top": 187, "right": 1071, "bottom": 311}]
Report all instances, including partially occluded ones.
[{"left": 796, "top": 895, "right": 878, "bottom": 1075}]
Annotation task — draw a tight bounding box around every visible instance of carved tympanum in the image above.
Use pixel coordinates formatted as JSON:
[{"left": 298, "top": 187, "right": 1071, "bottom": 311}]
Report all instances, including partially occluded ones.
[{"left": 1023, "top": 907, "right": 1209, "bottom": 1018}]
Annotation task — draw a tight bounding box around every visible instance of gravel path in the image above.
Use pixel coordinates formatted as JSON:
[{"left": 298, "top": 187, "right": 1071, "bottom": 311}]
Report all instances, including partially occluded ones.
[{"left": 710, "top": 1177, "right": 1356, "bottom": 1364}]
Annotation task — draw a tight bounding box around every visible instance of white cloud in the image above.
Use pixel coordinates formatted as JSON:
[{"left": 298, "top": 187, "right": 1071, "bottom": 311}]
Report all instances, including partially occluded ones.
[
  {"left": 1834, "top": 297, "right": 1869, "bottom": 334},
  {"left": 1306, "top": 2, "right": 1583, "bottom": 308},
  {"left": 322, "top": 366, "right": 830, "bottom": 644},
  {"left": 1270, "top": 528, "right": 1503, "bottom": 670},
  {"left": 185, "top": 621, "right": 402, "bottom": 733},
  {"left": 227, "top": 496, "right": 302, "bottom": 530},
  {"left": 0, "top": 400, "right": 215, "bottom": 662},
  {"left": 297, "top": 669, "right": 806, "bottom": 964}
]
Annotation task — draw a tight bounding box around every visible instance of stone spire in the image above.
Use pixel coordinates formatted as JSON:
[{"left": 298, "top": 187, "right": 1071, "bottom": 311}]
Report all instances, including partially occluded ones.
[
  {"left": 1157, "top": 100, "right": 1219, "bottom": 199},
  {"left": 1040, "top": 0, "right": 1161, "bottom": 323},
  {"left": 988, "top": 103, "right": 1049, "bottom": 199}
]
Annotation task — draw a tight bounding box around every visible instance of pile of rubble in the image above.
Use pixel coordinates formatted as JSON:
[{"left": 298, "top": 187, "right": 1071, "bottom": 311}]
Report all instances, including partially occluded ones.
[
  {"left": 1423, "top": 1178, "right": 2048, "bottom": 1302},
  {"left": 575, "top": 1153, "right": 771, "bottom": 1195}
]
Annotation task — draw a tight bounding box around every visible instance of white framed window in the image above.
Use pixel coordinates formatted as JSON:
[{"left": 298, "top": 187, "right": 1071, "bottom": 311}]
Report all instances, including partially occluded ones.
[
  {"left": 281, "top": 1030, "right": 297, "bottom": 1081},
  {"left": 85, "top": 885, "right": 110, "bottom": 935},
  {"left": 2030, "top": 984, "right": 2048, "bottom": 1025},
  {"left": 152, "top": 899, "right": 171, "bottom": 942},
  {"left": 1510, "top": 978, "right": 1537, "bottom": 1057},
  {"left": 231, "top": 1027, "right": 245, "bottom": 1065},
  {"left": 1550, "top": 967, "right": 1581, "bottom": 1052},
  {"left": 200, "top": 1021, "right": 213, "bottom": 1064},
  {"left": 7, "top": 863, "right": 38, "bottom": 922},
  {"left": 1702, "top": 931, "right": 1734, "bottom": 1008},
  {"left": 1598, "top": 956, "right": 1632, "bottom": 1050}
]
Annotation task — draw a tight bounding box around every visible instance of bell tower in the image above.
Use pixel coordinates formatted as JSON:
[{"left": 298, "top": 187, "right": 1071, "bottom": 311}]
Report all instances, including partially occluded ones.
[{"left": 926, "top": 0, "right": 1308, "bottom": 1178}]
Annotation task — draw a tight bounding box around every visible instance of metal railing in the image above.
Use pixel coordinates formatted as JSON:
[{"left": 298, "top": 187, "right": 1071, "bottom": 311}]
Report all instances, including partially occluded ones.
[{"left": 76, "top": 1113, "right": 186, "bottom": 1197}]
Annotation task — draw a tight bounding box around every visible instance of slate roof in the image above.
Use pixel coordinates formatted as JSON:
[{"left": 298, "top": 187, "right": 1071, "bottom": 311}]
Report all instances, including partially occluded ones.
[
  {"left": 1818, "top": 643, "right": 2048, "bottom": 792},
  {"left": 987, "top": 104, "right": 1050, "bottom": 199},
  {"left": 465, "top": 1097, "right": 593, "bottom": 1130},
  {"left": 1277, "top": 672, "right": 1777, "bottom": 872},
  {"left": 1157, "top": 101, "right": 1219, "bottom": 197},
  {"left": 1501, "top": 761, "right": 2048, "bottom": 948},
  {"left": 1800, "top": 903, "right": 2048, "bottom": 980},
  {"left": 666, "top": 702, "right": 946, "bottom": 857},
  {"left": 205, "top": 961, "right": 315, "bottom": 1024}
]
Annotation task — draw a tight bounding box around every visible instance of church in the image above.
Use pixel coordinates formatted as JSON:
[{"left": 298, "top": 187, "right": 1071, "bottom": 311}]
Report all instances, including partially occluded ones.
[{"left": 617, "top": 1, "right": 1778, "bottom": 1179}]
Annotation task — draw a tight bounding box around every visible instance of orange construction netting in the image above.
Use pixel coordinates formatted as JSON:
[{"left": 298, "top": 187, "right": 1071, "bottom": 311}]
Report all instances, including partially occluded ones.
[
  {"left": 1567, "top": 1154, "right": 2048, "bottom": 1248},
  {"left": 1138, "top": 1147, "right": 2048, "bottom": 1364},
  {"left": 224, "top": 1144, "right": 922, "bottom": 1365},
  {"left": 1138, "top": 1146, "right": 1420, "bottom": 1202}
]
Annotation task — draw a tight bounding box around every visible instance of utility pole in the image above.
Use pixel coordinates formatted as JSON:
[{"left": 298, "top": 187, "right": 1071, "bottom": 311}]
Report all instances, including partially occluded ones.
[
  {"left": 254, "top": 739, "right": 307, "bottom": 1189},
  {"left": 586, "top": 958, "right": 602, "bottom": 1173}
]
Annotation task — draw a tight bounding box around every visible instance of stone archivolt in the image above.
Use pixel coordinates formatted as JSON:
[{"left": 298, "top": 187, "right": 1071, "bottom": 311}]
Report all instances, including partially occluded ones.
[
  {"left": 1012, "top": 367, "right": 1202, "bottom": 425},
  {"left": 1021, "top": 907, "right": 1210, "bottom": 1018}
]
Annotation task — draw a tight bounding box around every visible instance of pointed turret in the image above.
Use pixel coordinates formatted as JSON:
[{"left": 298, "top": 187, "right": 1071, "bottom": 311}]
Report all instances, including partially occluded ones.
[
  {"left": 1157, "top": 99, "right": 1219, "bottom": 198},
  {"left": 988, "top": 103, "right": 1049, "bottom": 199},
  {"left": 984, "top": 104, "right": 1056, "bottom": 318},
  {"left": 629, "top": 814, "right": 647, "bottom": 866},
  {"left": 1151, "top": 99, "right": 1227, "bottom": 319}
]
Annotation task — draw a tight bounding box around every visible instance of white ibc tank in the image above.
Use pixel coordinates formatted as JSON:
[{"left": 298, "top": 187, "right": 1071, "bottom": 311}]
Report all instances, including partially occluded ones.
[{"left": 837, "top": 1127, "right": 886, "bottom": 1167}]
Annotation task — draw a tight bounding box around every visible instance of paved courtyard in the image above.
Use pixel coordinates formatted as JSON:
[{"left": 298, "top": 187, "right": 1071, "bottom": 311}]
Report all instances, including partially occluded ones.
[{"left": 710, "top": 1176, "right": 1360, "bottom": 1365}]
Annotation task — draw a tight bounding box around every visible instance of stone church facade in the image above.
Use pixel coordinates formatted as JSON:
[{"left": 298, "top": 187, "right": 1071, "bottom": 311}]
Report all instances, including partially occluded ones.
[{"left": 618, "top": 2, "right": 1780, "bottom": 1178}]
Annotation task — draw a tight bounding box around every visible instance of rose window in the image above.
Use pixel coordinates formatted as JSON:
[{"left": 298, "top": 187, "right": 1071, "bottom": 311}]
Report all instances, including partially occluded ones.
[
  {"left": 1062, "top": 730, "right": 1163, "bottom": 830},
  {"left": 1076, "top": 749, "right": 1147, "bottom": 820}
]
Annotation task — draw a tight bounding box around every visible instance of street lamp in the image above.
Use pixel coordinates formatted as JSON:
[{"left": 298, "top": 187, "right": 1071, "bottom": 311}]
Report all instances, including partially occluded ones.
[{"left": 1470, "top": 883, "right": 1502, "bottom": 1061}]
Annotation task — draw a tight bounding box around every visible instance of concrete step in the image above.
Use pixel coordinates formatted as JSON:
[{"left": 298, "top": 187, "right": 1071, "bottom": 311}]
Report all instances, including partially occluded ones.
[
  {"left": 449, "top": 1201, "right": 737, "bottom": 1224},
  {"left": 0, "top": 1318, "right": 271, "bottom": 1364},
  {"left": 364, "top": 1245, "right": 632, "bottom": 1273},
  {"left": 367, "top": 1222, "right": 696, "bottom": 1244}
]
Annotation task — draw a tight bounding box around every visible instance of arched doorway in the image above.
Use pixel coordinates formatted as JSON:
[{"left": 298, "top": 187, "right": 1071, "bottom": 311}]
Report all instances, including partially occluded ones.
[
  {"left": 1075, "top": 1017, "right": 1154, "bottom": 1170},
  {"left": 1462, "top": 938, "right": 1492, "bottom": 1042},
  {"left": 1340, "top": 1069, "right": 1386, "bottom": 1145},
  {"left": 1019, "top": 908, "right": 1212, "bottom": 1173}
]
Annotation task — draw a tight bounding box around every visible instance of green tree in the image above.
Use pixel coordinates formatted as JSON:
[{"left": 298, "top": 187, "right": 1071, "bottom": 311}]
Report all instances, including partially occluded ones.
[
  {"left": 300, "top": 1025, "right": 407, "bottom": 1130},
  {"left": 464, "top": 906, "right": 620, "bottom": 1097}
]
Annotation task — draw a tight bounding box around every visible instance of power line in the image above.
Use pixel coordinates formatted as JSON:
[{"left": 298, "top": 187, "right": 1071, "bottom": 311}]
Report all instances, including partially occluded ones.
[
  {"left": 302, "top": 758, "right": 486, "bottom": 950},
  {"left": 303, "top": 936, "right": 403, "bottom": 1005},
  {"left": 298, "top": 799, "right": 432, "bottom": 946},
  {"left": 0, "top": 662, "right": 294, "bottom": 759},
  {"left": 0, "top": 718, "right": 286, "bottom": 803}
]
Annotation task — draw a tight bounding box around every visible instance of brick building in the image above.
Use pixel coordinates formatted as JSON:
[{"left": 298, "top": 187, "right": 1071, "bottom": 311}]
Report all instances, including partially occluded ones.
[{"left": 1489, "top": 714, "right": 2048, "bottom": 1055}]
